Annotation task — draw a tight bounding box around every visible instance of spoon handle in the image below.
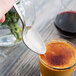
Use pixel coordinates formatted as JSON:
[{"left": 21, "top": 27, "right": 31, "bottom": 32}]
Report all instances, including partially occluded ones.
[
  {"left": 14, "top": 3, "right": 25, "bottom": 28},
  {"left": 14, "top": 3, "right": 46, "bottom": 54}
]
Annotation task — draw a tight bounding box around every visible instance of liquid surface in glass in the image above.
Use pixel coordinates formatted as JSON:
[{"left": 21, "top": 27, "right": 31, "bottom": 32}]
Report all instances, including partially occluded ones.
[{"left": 40, "top": 41, "right": 76, "bottom": 68}]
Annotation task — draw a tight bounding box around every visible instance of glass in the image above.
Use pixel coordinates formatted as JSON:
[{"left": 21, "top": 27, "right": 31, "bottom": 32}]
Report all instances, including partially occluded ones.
[
  {"left": 19, "top": 0, "right": 35, "bottom": 27},
  {"left": 55, "top": 0, "right": 76, "bottom": 37},
  {"left": 39, "top": 39, "right": 76, "bottom": 76},
  {"left": 0, "top": 26, "right": 21, "bottom": 47},
  {"left": 0, "top": 0, "right": 35, "bottom": 63},
  {"left": 0, "top": 0, "right": 35, "bottom": 47}
]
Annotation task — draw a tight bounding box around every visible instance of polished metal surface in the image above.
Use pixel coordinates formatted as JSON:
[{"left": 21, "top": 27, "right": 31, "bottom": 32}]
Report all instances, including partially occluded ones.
[{"left": 14, "top": 3, "right": 46, "bottom": 54}]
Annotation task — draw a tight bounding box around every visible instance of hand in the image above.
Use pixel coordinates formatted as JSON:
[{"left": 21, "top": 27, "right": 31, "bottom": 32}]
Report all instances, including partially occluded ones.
[
  {"left": 0, "top": 16, "right": 5, "bottom": 23},
  {"left": 0, "top": 0, "right": 16, "bottom": 22}
]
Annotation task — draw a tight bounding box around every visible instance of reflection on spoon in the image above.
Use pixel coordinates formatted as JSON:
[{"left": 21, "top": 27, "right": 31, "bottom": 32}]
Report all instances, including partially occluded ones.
[
  {"left": 14, "top": 3, "right": 46, "bottom": 54},
  {"left": 23, "top": 27, "right": 46, "bottom": 54}
]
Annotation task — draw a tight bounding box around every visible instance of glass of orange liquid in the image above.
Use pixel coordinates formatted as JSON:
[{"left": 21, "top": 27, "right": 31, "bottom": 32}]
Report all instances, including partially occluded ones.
[{"left": 39, "top": 39, "right": 76, "bottom": 76}]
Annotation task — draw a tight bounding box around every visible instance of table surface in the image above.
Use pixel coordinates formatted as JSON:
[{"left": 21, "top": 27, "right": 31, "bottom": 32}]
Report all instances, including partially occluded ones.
[{"left": 0, "top": 0, "right": 76, "bottom": 76}]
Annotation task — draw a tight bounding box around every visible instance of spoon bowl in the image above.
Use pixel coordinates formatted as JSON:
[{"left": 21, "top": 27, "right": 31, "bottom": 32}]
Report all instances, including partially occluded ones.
[{"left": 14, "top": 3, "right": 46, "bottom": 54}]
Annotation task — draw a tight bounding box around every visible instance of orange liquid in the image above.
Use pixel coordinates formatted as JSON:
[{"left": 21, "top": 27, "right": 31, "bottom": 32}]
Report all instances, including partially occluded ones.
[{"left": 39, "top": 41, "right": 76, "bottom": 76}]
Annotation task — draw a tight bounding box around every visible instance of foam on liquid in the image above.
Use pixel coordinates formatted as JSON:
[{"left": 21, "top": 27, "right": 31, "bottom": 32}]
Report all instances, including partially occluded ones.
[{"left": 40, "top": 41, "right": 76, "bottom": 69}]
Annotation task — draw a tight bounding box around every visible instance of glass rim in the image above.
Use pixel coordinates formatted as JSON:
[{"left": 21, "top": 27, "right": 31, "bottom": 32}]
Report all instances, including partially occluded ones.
[
  {"left": 39, "top": 38, "right": 76, "bottom": 70},
  {"left": 61, "top": 0, "right": 76, "bottom": 11},
  {"left": 61, "top": 0, "right": 71, "bottom": 9}
]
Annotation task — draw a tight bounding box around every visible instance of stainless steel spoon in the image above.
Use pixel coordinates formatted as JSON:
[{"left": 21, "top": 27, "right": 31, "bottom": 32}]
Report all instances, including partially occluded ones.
[{"left": 14, "top": 3, "right": 46, "bottom": 54}]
